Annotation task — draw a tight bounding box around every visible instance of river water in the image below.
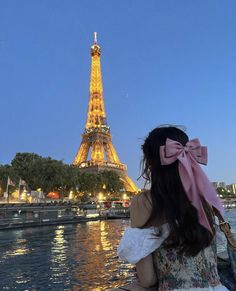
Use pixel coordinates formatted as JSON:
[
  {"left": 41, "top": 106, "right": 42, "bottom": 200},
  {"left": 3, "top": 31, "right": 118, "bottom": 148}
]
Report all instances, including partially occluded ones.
[{"left": 0, "top": 210, "right": 235, "bottom": 291}]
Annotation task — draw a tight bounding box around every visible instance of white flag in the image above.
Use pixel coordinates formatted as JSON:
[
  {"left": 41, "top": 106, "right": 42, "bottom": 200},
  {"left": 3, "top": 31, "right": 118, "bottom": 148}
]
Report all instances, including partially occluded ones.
[
  {"left": 19, "top": 178, "right": 27, "bottom": 186},
  {"left": 7, "top": 177, "right": 15, "bottom": 187}
]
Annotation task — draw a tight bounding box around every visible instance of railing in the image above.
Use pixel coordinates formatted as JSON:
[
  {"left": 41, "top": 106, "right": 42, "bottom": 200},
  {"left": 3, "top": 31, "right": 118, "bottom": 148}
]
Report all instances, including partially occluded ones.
[{"left": 79, "top": 160, "right": 127, "bottom": 171}]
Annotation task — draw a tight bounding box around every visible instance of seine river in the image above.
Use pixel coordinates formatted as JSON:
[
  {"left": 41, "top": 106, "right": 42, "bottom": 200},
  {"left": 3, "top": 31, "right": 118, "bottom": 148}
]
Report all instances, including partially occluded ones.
[{"left": 0, "top": 210, "right": 235, "bottom": 291}]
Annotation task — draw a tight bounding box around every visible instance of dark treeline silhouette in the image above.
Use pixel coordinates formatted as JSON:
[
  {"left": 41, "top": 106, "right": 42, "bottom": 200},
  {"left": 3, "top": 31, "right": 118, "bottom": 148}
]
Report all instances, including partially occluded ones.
[{"left": 0, "top": 153, "right": 125, "bottom": 200}]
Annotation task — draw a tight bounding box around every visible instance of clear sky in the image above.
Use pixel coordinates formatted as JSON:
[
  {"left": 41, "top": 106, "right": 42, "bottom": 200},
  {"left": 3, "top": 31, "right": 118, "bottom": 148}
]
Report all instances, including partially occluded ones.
[{"left": 0, "top": 1, "right": 236, "bottom": 187}]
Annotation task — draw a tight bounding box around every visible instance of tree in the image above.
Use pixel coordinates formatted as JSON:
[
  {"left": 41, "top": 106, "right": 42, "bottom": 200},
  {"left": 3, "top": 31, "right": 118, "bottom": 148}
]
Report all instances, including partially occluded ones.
[
  {"left": 216, "top": 187, "right": 231, "bottom": 198},
  {"left": 78, "top": 172, "right": 99, "bottom": 195},
  {"left": 0, "top": 164, "right": 16, "bottom": 195},
  {"left": 8, "top": 152, "right": 125, "bottom": 200},
  {"left": 11, "top": 153, "right": 70, "bottom": 194},
  {"left": 98, "top": 170, "right": 124, "bottom": 195},
  {"left": 11, "top": 152, "right": 42, "bottom": 181},
  {"left": 59, "top": 165, "right": 81, "bottom": 198},
  {"left": 27, "top": 157, "right": 68, "bottom": 193}
]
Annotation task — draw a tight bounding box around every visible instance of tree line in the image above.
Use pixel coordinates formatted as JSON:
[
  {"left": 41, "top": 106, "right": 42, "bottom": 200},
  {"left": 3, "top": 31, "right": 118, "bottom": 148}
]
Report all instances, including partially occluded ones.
[
  {"left": 216, "top": 187, "right": 236, "bottom": 198},
  {"left": 0, "top": 153, "right": 125, "bottom": 200}
]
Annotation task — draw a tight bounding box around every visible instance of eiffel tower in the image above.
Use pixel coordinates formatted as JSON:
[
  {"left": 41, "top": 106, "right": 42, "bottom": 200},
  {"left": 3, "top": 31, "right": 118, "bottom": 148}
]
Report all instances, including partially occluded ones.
[{"left": 73, "top": 33, "right": 138, "bottom": 193}]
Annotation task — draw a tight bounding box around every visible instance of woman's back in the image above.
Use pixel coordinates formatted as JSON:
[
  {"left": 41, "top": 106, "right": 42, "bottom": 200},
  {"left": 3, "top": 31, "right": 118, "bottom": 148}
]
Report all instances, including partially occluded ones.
[
  {"left": 130, "top": 191, "right": 221, "bottom": 290},
  {"left": 118, "top": 126, "right": 227, "bottom": 290},
  {"left": 153, "top": 237, "right": 220, "bottom": 290}
]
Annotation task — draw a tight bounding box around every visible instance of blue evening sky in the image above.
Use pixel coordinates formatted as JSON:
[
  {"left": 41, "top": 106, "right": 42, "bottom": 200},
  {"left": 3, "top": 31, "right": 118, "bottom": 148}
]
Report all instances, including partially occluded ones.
[{"left": 0, "top": 1, "right": 236, "bottom": 187}]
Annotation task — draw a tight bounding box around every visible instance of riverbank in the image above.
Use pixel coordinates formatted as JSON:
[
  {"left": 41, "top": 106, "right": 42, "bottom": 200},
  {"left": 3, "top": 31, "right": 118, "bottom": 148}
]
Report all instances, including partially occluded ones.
[
  {"left": 0, "top": 202, "right": 130, "bottom": 230},
  {"left": 0, "top": 200, "right": 235, "bottom": 231}
]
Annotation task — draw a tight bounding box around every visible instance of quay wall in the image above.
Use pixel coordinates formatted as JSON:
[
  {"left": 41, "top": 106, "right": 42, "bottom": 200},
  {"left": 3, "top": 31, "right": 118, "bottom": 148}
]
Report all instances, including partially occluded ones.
[{"left": 0, "top": 202, "right": 130, "bottom": 230}]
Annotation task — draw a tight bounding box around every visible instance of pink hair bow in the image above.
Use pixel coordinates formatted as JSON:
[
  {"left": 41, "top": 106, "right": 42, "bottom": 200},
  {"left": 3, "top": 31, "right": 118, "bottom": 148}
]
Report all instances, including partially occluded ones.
[{"left": 160, "top": 138, "right": 224, "bottom": 233}]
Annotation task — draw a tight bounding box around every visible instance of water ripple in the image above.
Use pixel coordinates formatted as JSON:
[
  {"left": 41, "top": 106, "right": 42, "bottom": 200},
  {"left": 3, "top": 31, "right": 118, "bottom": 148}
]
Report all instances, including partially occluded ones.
[
  {"left": 0, "top": 211, "right": 234, "bottom": 290},
  {"left": 0, "top": 219, "right": 133, "bottom": 290}
]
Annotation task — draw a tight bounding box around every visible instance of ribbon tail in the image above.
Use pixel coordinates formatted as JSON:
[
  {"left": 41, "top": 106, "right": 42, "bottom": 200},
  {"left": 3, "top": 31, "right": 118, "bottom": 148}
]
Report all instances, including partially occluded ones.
[
  {"left": 193, "top": 163, "right": 224, "bottom": 217},
  {"left": 178, "top": 155, "right": 216, "bottom": 233}
]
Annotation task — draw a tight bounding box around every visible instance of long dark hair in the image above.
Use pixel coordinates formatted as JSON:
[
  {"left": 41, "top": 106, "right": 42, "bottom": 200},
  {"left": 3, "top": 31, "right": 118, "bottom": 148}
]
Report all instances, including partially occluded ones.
[{"left": 141, "top": 126, "right": 215, "bottom": 256}]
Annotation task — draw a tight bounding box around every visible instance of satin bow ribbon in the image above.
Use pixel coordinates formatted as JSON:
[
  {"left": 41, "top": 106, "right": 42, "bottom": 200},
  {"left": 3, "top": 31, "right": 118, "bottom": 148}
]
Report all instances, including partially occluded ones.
[{"left": 160, "top": 138, "right": 224, "bottom": 233}]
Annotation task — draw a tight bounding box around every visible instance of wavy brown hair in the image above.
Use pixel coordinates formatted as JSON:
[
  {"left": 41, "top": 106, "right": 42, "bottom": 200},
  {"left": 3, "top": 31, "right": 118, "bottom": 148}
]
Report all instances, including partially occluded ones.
[{"left": 141, "top": 126, "right": 215, "bottom": 256}]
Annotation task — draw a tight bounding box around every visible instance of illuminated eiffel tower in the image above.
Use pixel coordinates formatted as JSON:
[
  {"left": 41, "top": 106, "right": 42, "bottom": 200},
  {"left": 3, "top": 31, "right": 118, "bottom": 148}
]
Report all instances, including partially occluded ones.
[{"left": 73, "top": 33, "right": 138, "bottom": 193}]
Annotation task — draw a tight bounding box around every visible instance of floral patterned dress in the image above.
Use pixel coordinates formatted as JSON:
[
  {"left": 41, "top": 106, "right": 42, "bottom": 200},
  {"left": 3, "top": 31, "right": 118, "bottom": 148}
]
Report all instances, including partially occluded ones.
[
  {"left": 118, "top": 224, "right": 228, "bottom": 291},
  {"left": 153, "top": 238, "right": 221, "bottom": 290}
]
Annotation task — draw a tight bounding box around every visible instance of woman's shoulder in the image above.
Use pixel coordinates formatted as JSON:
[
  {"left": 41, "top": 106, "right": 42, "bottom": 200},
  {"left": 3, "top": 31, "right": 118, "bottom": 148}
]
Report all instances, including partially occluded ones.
[
  {"left": 131, "top": 190, "right": 152, "bottom": 209},
  {"left": 130, "top": 190, "right": 152, "bottom": 228}
]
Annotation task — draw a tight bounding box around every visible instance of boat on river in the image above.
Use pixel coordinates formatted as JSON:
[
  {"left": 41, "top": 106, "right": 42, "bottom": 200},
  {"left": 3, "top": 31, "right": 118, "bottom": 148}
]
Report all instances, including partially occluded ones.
[
  {"left": 103, "top": 200, "right": 130, "bottom": 219},
  {"left": 0, "top": 202, "right": 102, "bottom": 230},
  {"left": 222, "top": 199, "right": 236, "bottom": 209}
]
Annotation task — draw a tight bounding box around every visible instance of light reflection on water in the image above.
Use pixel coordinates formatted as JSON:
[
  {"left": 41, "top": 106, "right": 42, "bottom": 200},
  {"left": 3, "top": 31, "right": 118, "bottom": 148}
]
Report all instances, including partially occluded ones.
[
  {"left": 0, "top": 219, "right": 134, "bottom": 290},
  {"left": 0, "top": 210, "right": 234, "bottom": 290}
]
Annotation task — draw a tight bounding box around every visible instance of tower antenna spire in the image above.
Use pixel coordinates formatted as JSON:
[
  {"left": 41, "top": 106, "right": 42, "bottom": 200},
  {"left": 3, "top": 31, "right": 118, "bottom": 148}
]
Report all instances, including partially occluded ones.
[{"left": 94, "top": 32, "right": 97, "bottom": 44}]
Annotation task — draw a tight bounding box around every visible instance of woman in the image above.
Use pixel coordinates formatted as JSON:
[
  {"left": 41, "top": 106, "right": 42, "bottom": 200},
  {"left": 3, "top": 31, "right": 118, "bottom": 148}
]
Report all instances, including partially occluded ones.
[{"left": 118, "top": 126, "right": 228, "bottom": 290}]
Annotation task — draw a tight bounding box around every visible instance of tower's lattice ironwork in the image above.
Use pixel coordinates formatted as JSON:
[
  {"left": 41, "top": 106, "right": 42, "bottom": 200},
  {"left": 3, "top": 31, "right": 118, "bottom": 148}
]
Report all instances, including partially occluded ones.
[{"left": 73, "top": 33, "right": 138, "bottom": 193}]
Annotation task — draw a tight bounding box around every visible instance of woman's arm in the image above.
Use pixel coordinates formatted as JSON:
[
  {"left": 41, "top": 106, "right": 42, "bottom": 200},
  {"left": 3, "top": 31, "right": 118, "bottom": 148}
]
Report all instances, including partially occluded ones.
[
  {"left": 130, "top": 192, "right": 157, "bottom": 288},
  {"left": 136, "top": 254, "right": 157, "bottom": 288},
  {"left": 130, "top": 191, "right": 152, "bottom": 228},
  {"left": 130, "top": 193, "right": 157, "bottom": 288}
]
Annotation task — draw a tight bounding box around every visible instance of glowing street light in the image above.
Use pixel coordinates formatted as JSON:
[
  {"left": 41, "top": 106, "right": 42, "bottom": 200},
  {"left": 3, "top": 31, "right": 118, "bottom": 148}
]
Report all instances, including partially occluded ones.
[
  {"left": 69, "top": 191, "right": 74, "bottom": 200},
  {"left": 98, "top": 192, "right": 104, "bottom": 202}
]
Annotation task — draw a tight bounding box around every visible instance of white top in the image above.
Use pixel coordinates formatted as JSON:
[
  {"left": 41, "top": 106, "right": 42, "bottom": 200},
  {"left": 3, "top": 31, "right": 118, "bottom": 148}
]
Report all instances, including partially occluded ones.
[{"left": 118, "top": 224, "right": 169, "bottom": 264}]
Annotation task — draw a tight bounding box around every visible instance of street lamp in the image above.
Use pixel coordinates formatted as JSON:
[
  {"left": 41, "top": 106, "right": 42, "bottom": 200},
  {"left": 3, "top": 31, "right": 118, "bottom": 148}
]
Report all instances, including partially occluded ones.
[
  {"left": 98, "top": 192, "right": 104, "bottom": 203},
  {"left": 69, "top": 191, "right": 74, "bottom": 200}
]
